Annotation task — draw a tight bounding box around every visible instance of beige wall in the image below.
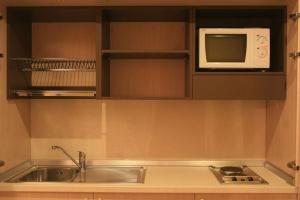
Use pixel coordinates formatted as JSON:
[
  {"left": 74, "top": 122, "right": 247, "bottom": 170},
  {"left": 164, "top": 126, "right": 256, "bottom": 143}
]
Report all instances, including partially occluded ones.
[
  {"left": 31, "top": 100, "right": 266, "bottom": 160},
  {"left": 0, "top": 3, "right": 31, "bottom": 173}
]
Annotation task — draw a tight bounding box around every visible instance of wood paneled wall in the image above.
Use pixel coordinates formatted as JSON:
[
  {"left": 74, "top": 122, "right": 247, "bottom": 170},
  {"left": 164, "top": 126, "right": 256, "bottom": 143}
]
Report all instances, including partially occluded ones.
[
  {"left": 31, "top": 100, "right": 266, "bottom": 160},
  {"left": 0, "top": 2, "right": 31, "bottom": 173}
]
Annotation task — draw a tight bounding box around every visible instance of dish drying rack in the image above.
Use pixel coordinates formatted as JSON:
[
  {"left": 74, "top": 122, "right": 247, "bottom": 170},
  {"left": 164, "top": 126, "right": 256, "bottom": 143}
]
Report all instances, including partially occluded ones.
[{"left": 11, "top": 58, "right": 97, "bottom": 98}]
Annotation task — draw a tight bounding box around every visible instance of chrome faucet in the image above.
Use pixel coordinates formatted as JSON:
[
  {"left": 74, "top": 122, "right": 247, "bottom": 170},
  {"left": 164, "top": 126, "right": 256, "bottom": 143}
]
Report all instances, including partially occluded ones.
[
  {"left": 0, "top": 160, "right": 4, "bottom": 167},
  {"left": 52, "top": 146, "right": 86, "bottom": 172}
]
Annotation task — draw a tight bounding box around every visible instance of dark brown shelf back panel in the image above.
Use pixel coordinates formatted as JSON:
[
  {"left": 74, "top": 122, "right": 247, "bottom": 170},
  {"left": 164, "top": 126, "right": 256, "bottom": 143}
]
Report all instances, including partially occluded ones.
[
  {"left": 8, "top": 7, "right": 99, "bottom": 22},
  {"left": 102, "top": 58, "right": 188, "bottom": 98},
  {"left": 102, "top": 7, "right": 188, "bottom": 22},
  {"left": 193, "top": 73, "right": 286, "bottom": 100},
  {"left": 109, "top": 21, "right": 187, "bottom": 50}
]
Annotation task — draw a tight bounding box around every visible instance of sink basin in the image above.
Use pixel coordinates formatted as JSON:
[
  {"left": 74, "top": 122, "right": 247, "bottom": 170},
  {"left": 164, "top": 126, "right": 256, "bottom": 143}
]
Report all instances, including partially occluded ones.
[
  {"left": 8, "top": 167, "right": 80, "bottom": 183},
  {"left": 77, "top": 166, "right": 146, "bottom": 183},
  {"left": 5, "top": 165, "right": 146, "bottom": 183}
]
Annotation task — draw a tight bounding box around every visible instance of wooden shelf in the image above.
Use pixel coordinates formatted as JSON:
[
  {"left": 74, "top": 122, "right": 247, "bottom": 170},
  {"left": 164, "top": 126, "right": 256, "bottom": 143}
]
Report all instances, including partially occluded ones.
[
  {"left": 193, "top": 73, "right": 286, "bottom": 100},
  {"left": 102, "top": 50, "right": 190, "bottom": 58},
  {"left": 98, "top": 8, "right": 194, "bottom": 99}
]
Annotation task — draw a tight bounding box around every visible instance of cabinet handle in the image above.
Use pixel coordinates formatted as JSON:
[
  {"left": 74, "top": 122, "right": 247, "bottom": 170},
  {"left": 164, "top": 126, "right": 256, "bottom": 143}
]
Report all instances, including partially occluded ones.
[
  {"left": 290, "top": 13, "right": 300, "bottom": 21},
  {"left": 290, "top": 52, "right": 300, "bottom": 58}
]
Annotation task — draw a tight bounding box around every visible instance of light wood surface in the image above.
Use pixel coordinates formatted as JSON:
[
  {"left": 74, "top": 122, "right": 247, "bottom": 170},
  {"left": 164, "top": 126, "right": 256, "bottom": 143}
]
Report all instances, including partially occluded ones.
[
  {"left": 0, "top": 192, "right": 93, "bottom": 200},
  {"left": 30, "top": 100, "right": 266, "bottom": 160},
  {"left": 266, "top": 0, "right": 298, "bottom": 176},
  {"left": 0, "top": 1, "right": 31, "bottom": 173},
  {"left": 195, "top": 193, "right": 297, "bottom": 200},
  {"left": 95, "top": 193, "right": 194, "bottom": 200}
]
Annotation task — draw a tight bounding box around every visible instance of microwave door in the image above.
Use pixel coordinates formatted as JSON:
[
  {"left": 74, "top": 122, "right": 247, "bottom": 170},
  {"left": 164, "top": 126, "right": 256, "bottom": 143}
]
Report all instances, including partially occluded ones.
[
  {"left": 200, "top": 33, "right": 250, "bottom": 69},
  {"left": 205, "top": 34, "right": 247, "bottom": 63}
]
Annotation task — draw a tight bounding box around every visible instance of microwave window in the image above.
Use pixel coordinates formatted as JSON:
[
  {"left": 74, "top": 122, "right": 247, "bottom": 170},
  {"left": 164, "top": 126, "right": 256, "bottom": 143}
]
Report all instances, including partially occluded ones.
[{"left": 205, "top": 34, "right": 247, "bottom": 62}]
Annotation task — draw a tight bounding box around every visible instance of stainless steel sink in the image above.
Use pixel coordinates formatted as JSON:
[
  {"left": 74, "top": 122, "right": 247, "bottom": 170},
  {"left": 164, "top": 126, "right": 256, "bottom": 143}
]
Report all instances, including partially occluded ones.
[
  {"left": 76, "top": 166, "right": 146, "bottom": 183},
  {"left": 7, "top": 167, "right": 80, "bottom": 183},
  {"left": 5, "top": 165, "right": 146, "bottom": 183}
]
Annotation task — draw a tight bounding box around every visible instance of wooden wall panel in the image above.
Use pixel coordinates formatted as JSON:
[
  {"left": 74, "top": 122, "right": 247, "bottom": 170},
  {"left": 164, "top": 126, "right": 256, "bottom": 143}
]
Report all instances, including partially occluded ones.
[
  {"left": 266, "top": 0, "right": 298, "bottom": 176},
  {"left": 0, "top": 1, "right": 31, "bottom": 173},
  {"left": 31, "top": 100, "right": 266, "bottom": 160}
]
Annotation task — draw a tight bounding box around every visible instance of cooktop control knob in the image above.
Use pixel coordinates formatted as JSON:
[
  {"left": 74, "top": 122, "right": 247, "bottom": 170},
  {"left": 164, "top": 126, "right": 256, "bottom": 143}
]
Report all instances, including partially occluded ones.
[
  {"left": 231, "top": 177, "right": 237, "bottom": 181},
  {"left": 248, "top": 177, "right": 254, "bottom": 181}
]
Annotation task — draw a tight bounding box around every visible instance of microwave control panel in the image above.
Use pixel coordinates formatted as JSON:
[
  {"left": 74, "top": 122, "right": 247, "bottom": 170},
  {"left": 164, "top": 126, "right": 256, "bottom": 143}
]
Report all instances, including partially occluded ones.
[{"left": 254, "top": 30, "right": 270, "bottom": 68}]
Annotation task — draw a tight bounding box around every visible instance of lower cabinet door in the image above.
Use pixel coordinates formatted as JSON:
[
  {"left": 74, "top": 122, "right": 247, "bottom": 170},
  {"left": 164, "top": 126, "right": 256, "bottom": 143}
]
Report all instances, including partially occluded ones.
[
  {"left": 196, "top": 194, "right": 297, "bottom": 200},
  {"left": 0, "top": 192, "right": 93, "bottom": 200},
  {"left": 94, "top": 193, "right": 194, "bottom": 200}
]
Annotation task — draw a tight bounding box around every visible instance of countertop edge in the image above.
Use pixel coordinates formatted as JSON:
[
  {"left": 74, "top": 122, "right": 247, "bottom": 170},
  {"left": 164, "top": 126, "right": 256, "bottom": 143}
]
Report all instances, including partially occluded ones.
[{"left": 0, "top": 184, "right": 296, "bottom": 194}]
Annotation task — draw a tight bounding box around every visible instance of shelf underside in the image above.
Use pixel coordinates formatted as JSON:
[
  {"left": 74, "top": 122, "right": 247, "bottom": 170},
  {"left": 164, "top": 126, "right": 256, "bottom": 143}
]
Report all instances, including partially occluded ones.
[{"left": 14, "top": 90, "right": 96, "bottom": 98}]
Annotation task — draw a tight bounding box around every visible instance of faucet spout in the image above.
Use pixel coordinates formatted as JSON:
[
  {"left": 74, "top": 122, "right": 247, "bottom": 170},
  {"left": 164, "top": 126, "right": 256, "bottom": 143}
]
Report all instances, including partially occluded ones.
[{"left": 52, "top": 146, "right": 86, "bottom": 172}]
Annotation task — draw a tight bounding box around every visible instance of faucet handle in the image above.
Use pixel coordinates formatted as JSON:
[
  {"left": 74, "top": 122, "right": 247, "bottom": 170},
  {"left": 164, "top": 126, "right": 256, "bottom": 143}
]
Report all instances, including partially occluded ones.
[{"left": 78, "top": 151, "right": 86, "bottom": 171}]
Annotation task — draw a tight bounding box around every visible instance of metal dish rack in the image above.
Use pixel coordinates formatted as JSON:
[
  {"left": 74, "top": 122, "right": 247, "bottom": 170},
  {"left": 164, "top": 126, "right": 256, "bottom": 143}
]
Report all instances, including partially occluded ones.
[{"left": 11, "top": 58, "right": 97, "bottom": 97}]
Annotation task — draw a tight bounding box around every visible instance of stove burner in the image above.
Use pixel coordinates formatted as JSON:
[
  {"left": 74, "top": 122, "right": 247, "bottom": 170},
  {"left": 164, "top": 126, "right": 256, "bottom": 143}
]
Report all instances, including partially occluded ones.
[
  {"left": 209, "top": 165, "right": 268, "bottom": 184},
  {"left": 220, "top": 166, "right": 244, "bottom": 176}
]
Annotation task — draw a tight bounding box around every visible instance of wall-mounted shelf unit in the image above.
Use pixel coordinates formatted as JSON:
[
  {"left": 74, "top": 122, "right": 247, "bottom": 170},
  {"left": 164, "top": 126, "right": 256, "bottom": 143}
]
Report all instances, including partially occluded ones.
[
  {"left": 7, "top": 7, "right": 98, "bottom": 99},
  {"left": 98, "top": 7, "right": 194, "bottom": 99},
  {"left": 193, "top": 7, "right": 286, "bottom": 99},
  {"left": 7, "top": 6, "right": 286, "bottom": 100}
]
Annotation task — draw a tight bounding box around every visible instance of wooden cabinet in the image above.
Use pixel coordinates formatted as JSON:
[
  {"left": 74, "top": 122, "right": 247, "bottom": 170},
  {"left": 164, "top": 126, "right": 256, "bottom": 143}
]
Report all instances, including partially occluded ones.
[
  {"left": 4, "top": 2, "right": 288, "bottom": 100},
  {"left": 192, "top": 6, "right": 286, "bottom": 100},
  {"left": 0, "top": 192, "right": 93, "bottom": 200},
  {"left": 94, "top": 193, "right": 194, "bottom": 200},
  {"left": 195, "top": 194, "right": 297, "bottom": 200}
]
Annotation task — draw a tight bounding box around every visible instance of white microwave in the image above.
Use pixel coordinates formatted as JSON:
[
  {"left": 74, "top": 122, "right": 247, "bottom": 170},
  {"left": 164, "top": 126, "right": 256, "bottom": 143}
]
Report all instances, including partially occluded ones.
[{"left": 199, "top": 28, "right": 270, "bottom": 69}]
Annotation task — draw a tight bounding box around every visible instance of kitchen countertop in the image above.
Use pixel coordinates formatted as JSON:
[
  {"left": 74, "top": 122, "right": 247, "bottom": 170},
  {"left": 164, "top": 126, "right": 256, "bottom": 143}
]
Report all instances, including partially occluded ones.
[{"left": 0, "top": 165, "right": 296, "bottom": 194}]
